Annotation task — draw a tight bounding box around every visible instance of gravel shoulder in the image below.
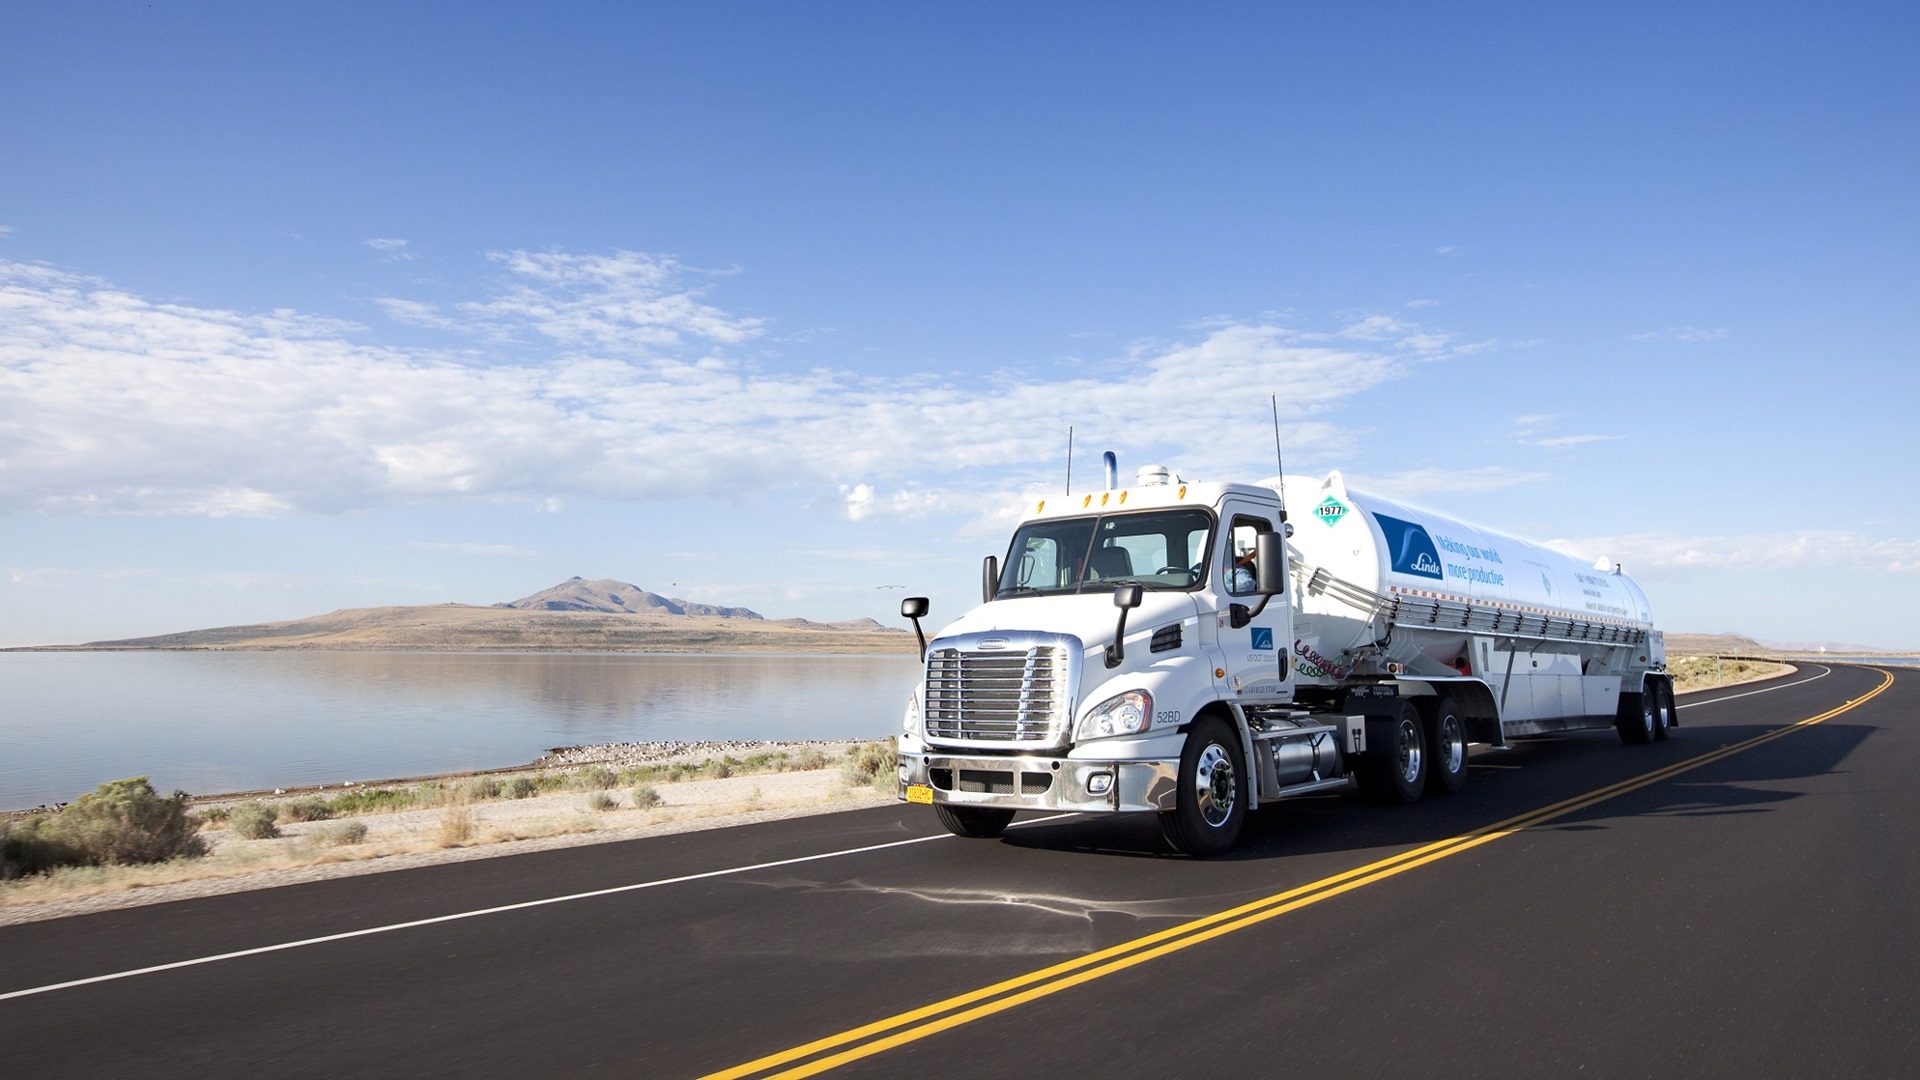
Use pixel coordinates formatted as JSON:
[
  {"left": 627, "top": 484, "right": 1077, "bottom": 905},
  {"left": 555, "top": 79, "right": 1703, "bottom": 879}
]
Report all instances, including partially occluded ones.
[{"left": 0, "top": 741, "right": 896, "bottom": 926}]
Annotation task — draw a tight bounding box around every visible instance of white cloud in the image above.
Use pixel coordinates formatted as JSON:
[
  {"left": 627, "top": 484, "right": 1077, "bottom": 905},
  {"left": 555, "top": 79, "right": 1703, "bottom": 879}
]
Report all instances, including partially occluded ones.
[
  {"left": 1630, "top": 326, "right": 1728, "bottom": 343},
  {"left": 364, "top": 237, "right": 417, "bottom": 263},
  {"left": 1436, "top": 245, "right": 1463, "bottom": 257},
  {"left": 1352, "top": 466, "right": 1550, "bottom": 498},
  {"left": 0, "top": 254, "right": 1438, "bottom": 519},
  {"left": 1542, "top": 530, "right": 1920, "bottom": 578},
  {"left": 374, "top": 297, "right": 461, "bottom": 331},
  {"left": 406, "top": 541, "right": 538, "bottom": 558},
  {"left": 1404, "top": 298, "right": 1439, "bottom": 309},
  {"left": 1529, "top": 433, "right": 1624, "bottom": 449},
  {"left": 0, "top": 225, "right": 13, "bottom": 238},
  {"left": 1508, "top": 415, "right": 1620, "bottom": 450}
]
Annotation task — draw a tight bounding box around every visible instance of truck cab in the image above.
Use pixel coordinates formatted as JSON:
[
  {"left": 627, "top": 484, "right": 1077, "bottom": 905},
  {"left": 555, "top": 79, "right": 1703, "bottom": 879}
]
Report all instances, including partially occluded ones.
[{"left": 895, "top": 467, "right": 1333, "bottom": 853}]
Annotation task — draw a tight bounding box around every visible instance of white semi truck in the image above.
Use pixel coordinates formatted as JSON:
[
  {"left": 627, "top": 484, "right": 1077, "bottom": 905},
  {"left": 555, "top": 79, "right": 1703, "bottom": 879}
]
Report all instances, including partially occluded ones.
[{"left": 896, "top": 457, "right": 1673, "bottom": 854}]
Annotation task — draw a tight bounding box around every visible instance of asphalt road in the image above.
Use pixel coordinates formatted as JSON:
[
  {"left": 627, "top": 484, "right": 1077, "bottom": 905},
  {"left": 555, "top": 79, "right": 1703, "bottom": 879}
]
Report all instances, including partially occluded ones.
[{"left": 3, "top": 664, "right": 1911, "bottom": 1079}]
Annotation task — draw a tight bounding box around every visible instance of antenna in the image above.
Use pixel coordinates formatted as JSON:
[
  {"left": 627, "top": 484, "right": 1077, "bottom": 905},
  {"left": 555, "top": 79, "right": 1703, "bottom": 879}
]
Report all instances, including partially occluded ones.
[
  {"left": 1065, "top": 425, "right": 1074, "bottom": 496},
  {"left": 1271, "top": 395, "right": 1288, "bottom": 522}
]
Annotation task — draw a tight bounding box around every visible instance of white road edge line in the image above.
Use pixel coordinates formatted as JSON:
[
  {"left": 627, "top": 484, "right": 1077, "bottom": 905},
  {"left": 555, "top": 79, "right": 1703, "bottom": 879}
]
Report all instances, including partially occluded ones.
[
  {"left": 0, "top": 812, "right": 1081, "bottom": 1003},
  {"left": 1675, "top": 664, "right": 1830, "bottom": 710}
]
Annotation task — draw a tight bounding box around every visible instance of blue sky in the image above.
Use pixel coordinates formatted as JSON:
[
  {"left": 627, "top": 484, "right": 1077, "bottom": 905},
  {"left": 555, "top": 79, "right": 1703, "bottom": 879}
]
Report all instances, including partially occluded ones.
[{"left": 2, "top": 1, "right": 1916, "bottom": 649}]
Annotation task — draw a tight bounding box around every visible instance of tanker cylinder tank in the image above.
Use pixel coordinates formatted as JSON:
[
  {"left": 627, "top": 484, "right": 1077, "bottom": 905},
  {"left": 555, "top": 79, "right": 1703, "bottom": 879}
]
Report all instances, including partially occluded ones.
[{"left": 1280, "top": 471, "right": 1657, "bottom": 695}]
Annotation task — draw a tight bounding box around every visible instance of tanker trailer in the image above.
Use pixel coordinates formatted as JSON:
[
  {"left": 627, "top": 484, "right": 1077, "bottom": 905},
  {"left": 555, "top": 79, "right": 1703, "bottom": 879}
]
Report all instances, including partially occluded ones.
[{"left": 1282, "top": 469, "right": 1674, "bottom": 794}]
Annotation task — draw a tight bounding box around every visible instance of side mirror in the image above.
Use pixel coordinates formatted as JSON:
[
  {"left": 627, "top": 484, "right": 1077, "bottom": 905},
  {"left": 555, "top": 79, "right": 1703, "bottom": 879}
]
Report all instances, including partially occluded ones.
[
  {"left": 1104, "top": 584, "right": 1144, "bottom": 668},
  {"left": 1255, "top": 531, "right": 1287, "bottom": 596},
  {"left": 981, "top": 555, "right": 999, "bottom": 605},
  {"left": 901, "top": 597, "right": 929, "bottom": 659}
]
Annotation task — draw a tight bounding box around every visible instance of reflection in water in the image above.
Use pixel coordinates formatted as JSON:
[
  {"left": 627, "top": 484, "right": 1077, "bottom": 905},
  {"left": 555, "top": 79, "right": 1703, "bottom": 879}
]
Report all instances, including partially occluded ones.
[{"left": 0, "top": 651, "right": 920, "bottom": 808}]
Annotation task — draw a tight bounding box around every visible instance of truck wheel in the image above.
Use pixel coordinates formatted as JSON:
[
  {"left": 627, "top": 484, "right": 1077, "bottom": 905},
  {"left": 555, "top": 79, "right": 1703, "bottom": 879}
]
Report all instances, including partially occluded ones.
[
  {"left": 1652, "top": 680, "right": 1674, "bottom": 741},
  {"left": 1356, "top": 703, "right": 1427, "bottom": 804},
  {"left": 1424, "top": 697, "right": 1469, "bottom": 795},
  {"left": 934, "top": 804, "right": 1014, "bottom": 839},
  {"left": 1616, "top": 691, "right": 1656, "bottom": 745},
  {"left": 1159, "top": 717, "right": 1247, "bottom": 855}
]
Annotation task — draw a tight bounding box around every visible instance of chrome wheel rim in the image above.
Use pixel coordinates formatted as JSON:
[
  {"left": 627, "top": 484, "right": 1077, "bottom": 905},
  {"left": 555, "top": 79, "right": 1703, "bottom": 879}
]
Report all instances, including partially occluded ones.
[
  {"left": 1195, "top": 743, "right": 1236, "bottom": 828},
  {"left": 1441, "top": 715, "right": 1465, "bottom": 773},
  {"left": 1396, "top": 719, "right": 1424, "bottom": 784},
  {"left": 1641, "top": 697, "right": 1656, "bottom": 736}
]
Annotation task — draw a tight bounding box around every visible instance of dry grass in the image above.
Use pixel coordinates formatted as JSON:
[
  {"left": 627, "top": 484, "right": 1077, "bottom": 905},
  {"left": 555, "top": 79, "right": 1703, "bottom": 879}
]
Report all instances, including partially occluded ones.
[
  {"left": 437, "top": 794, "right": 475, "bottom": 847},
  {"left": 1670, "top": 655, "right": 1792, "bottom": 693},
  {"left": 2, "top": 767, "right": 891, "bottom": 920}
]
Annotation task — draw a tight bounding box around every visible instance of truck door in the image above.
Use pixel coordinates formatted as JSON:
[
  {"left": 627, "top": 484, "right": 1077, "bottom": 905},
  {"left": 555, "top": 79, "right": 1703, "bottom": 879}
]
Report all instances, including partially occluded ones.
[{"left": 1216, "top": 501, "right": 1290, "bottom": 698}]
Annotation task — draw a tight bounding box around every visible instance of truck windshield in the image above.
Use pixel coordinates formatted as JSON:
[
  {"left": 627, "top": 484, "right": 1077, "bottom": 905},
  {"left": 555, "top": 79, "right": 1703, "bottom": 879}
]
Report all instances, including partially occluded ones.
[{"left": 995, "top": 508, "right": 1214, "bottom": 598}]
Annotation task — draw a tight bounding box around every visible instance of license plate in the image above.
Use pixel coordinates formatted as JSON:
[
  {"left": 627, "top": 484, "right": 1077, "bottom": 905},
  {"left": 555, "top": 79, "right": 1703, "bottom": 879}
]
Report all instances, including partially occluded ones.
[{"left": 904, "top": 784, "right": 934, "bottom": 805}]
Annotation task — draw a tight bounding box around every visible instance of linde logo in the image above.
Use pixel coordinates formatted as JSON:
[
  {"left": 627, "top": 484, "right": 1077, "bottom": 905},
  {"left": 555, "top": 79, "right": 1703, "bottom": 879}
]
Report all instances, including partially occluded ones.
[{"left": 1373, "top": 512, "right": 1446, "bottom": 581}]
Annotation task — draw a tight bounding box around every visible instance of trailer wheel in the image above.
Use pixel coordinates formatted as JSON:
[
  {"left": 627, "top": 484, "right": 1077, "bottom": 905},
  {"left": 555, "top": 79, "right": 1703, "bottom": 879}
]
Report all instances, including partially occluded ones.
[
  {"left": 1357, "top": 703, "right": 1427, "bottom": 804},
  {"left": 1424, "top": 697, "right": 1470, "bottom": 795},
  {"left": 1159, "top": 717, "right": 1247, "bottom": 855},
  {"left": 934, "top": 804, "right": 1014, "bottom": 839},
  {"left": 1652, "top": 680, "right": 1675, "bottom": 741},
  {"left": 1616, "top": 690, "right": 1656, "bottom": 745}
]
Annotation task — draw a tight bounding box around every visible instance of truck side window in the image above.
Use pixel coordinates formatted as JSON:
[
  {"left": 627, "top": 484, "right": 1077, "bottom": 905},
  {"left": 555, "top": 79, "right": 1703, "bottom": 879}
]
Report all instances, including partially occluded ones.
[{"left": 1227, "top": 518, "right": 1271, "bottom": 596}]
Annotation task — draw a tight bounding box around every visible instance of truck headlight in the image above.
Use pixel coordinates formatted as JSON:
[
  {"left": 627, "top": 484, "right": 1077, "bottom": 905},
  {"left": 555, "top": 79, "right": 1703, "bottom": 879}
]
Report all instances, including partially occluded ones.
[
  {"left": 1075, "top": 689, "right": 1153, "bottom": 741},
  {"left": 902, "top": 691, "right": 922, "bottom": 736}
]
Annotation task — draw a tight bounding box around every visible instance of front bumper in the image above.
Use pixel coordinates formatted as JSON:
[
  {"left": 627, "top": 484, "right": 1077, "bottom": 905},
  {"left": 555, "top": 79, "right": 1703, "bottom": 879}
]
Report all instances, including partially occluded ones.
[{"left": 898, "top": 751, "right": 1180, "bottom": 813}]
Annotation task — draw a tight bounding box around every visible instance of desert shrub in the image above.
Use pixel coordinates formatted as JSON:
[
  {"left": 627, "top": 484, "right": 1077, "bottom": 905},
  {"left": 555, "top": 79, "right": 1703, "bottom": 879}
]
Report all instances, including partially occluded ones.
[
  {"left": 280, "top": 797, "right": 333, "bottom": 822},
  {"left": 228, "top": 802, "right": 280, "bottom": 840},
  {"left": 323, "top": 786, "right": 418, "bottom": 815},
  {"left": 789, "top": 749, "right": 831, "bottom": 771},
  {"left": 573, "top": 767, "right": 619, "bottom": 791},
  {"left": 701, "top": 760, "right": 734, "bottom": 780},
  {"left": 1, "top": 778, "right": 209, "bottom": 875},
  {"left": 631, "top": 785, "right": 663, "bottom": 809},
  {"left": 586, "top": 791, "right": 619, "bottom": 811},
  {"left": 311, "top": 821, "right": 368, "bottom": 846},
  {"left": 195, "top": 806, "right": 232, "bottom": 825},
  {"left": 504, "top": 777, "right": 538, "bottom": 800},
  {"left": 839, "top": 740, "right": 897, "bottom": 790},
  {"left": 439, "top": 801, "right": 474, "bottom": 846},
  {"left": 463, "top": 778, "right": 502, "bottom": 801}
]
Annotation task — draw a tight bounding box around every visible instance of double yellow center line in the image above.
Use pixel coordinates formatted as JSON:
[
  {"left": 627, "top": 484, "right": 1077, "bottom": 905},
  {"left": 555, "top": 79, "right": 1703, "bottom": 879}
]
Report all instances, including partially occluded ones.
[{"left": 705, "top": 669, "right": 1896, "bottom": 1079}]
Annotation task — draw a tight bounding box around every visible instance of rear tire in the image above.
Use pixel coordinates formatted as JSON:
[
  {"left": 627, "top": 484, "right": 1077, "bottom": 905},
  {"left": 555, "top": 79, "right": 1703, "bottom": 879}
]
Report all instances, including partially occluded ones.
[
  {"left": 1159, "top": 717, "right": 1247, "bottom": 855},
  {"left": 1423, "top": 697, "right": 1470, "bottom": 794},
  {"left": 934, "top": 804, "right": 1014, "bottom": 839},
  {"left": 1356, "top": 703, "right": 1428, "bottom": 804},
  {"left": 1652, "top": 679, "right": 1675, "bottom": 741},
  {"left": 1616, "top": 690, "right": 1656, "bottom": 745}
]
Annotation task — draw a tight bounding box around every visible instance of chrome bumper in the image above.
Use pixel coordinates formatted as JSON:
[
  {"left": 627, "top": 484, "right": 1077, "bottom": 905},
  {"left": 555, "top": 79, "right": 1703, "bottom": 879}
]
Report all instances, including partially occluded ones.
[{"left": 898, "top": 751, "right": 1180, "bottom": 814}]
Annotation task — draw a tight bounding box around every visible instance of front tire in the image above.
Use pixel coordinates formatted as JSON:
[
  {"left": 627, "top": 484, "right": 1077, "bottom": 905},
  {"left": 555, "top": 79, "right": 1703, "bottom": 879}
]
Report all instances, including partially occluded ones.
[
  {"left": 1356, "top": 703, "right": 1428, "bottom": 804},
  {"left": 934, "top": 804, "right": 1014, "bottom": 839},
  {"left": 1159, "top": 717, "right": 1247, "bottom": 855}
]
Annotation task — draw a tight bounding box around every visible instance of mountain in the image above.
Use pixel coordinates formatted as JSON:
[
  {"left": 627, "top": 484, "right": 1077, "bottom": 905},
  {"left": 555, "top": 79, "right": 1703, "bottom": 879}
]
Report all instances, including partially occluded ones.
[
  {"left": 27, "top": 576, "right": 910, "bottom": 652},
  {"left": 497, "top": 577, "right": 763, "bottom": 619}
]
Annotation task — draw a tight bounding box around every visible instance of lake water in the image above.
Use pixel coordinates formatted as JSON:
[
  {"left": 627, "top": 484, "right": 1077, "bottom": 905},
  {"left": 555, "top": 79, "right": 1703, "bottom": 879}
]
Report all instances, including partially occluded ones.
[{"left": 0, "top": 651, "right": 921, "bottom": 809}]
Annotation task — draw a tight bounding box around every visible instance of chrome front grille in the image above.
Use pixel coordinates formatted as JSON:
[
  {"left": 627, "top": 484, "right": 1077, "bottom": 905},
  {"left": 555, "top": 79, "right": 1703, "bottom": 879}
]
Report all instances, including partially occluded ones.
[{"left": 924, "top": 644, "right": 1068, "bottom": 745}]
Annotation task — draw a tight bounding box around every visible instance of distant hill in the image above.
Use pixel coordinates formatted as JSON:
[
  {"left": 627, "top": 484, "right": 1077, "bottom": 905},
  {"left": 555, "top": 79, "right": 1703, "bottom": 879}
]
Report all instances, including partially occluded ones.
[
  {"left": 498, "top": 577, "right": 763, "bottom": 619},
  {"left": 1666, "top": 632, "right": 1778, "bottom": 656},
  {"left": 37, "top": 576, "right": 911, "bottom": 653}
]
